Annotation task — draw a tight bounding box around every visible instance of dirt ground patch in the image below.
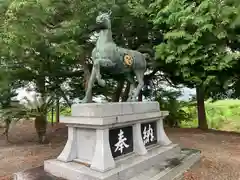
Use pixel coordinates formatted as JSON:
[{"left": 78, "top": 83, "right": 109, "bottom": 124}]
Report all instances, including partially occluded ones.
[
  {"left": 0, "top": 120, "right": 67, "bottom": 180},
  {"left": 168, "top": 128, "right": 240, "bottom": 180},
  {"left": 0, "top": 121, "right": 240, "bottom": 180}
]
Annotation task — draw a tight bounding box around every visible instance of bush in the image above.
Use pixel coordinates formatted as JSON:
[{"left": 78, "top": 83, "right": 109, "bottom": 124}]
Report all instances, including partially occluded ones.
[
  {"left": 60, "top": 107, "right": 71, "bottom": 116},
  {"left": 47, "top": 106, "right": 71, "bottom": 123},
  {"left": 180, "top": 119, "right": 198, "bottom": 128}
]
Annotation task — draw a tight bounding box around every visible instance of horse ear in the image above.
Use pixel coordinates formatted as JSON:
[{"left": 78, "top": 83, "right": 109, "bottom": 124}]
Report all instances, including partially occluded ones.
[{"left": 108, "top": 10, "right": 112, "bottom": 16}]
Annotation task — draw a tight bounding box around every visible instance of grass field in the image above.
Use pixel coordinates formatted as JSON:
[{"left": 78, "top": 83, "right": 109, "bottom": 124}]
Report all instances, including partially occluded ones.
[{"left": 181, "top": 99, "right": 240, "bottom": 132}]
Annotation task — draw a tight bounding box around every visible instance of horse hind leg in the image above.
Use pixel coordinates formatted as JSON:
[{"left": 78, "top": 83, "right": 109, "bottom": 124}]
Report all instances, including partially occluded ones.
[
  {"left": 125, "top": 75, "right": 135, "bottom": 102},
  {"left": 131, "top": 69, "right": 145, "bottom": 101},
  {"left": 127, "top": 83, "right": 136, "bottom": 102}
]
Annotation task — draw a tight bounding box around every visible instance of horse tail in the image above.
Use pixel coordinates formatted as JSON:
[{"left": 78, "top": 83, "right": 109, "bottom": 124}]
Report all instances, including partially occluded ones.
[
  {"left": 142, "top": 53, "right": 151, "bottom": 61},
  {"left": 137, "top": 47, "right": 155, "bottom": 68},
  {"left": 137, "top": 47, "right": 154, "bottom": 57}
]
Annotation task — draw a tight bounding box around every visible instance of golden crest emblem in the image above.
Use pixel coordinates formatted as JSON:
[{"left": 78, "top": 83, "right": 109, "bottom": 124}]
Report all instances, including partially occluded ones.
[{"left": 124, "top": 54, "right": 133, "bottom": 66}]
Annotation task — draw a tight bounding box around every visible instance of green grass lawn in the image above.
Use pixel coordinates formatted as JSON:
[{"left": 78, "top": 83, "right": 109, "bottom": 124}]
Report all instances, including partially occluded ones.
[
  {"left": 47, "top": 107, "right": 71, "bottom": 123},
  {"left": 181, "top": 99, "right": 240, "bottom": 132}
]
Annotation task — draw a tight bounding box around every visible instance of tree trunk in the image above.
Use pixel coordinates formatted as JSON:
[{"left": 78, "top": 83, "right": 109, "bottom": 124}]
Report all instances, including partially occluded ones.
[
  {"left": 34, "top": 115, "right": 48, "bottom": 144},
  {"left": 2, "top": 118, "right": 11, "bottom": 142},
  {"left": 56, "top": 98, "right": 60, "bottom": 123},
  {"left": 36, "top": 77, "right": 46, "bottom": 98},
  {"left": 51, "top": 107, "right": 54, "bottom": 127},
  {"left": 2, "top": 92, "right": 12, "bottom": 142},
  {"left": 112, "top": 80, "right": 124, "bottom": 102},
  {"left": 35, "top": 73, "right": 48, "bottom": 143},
  {"left": 138, "top": 90, "right": 143, "bottom": 101},
  {"left": 196, "top": 85, "right": 208, "bottom": 130},
  {"left": 122, "top": 82, "right": 130, "bottom": 102}
]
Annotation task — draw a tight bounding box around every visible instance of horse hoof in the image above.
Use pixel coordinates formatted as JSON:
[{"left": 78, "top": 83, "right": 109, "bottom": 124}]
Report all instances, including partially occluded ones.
[
  {"left": 79, "top": 98, "right": 89, "bottom": 103},
  {"left": 127, "top": 97, "right": 136, "bottom": 102}
]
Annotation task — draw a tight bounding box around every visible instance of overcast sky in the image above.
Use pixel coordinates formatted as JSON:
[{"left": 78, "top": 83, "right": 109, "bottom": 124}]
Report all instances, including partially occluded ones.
[
  {"left": 179, "top": 87, "right": 195, "bottom": 100},
  {"left": 16, "top": 86, "right": 195, "bottom": 102}
]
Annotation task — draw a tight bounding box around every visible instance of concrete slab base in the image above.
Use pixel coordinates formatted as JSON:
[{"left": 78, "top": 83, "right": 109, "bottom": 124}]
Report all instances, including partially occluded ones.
[
  {"left": 44, "top": 144, "right": 180, "bottom": 180},
  {"left": 14, "top": 147, "right": 200, "bottom": 180},
  {"left": 129, "top": 148, "right": 200, "bottom": 180},
  {"left": 13, "top": 166, "right": 65, "bottom": 180}
]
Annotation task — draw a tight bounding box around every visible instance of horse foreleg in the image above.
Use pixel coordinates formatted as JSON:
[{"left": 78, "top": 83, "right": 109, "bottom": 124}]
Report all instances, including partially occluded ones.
[
  {"left": 94, "top": 59, "right": 106, "bottom": 87},
  {"left": 95, "top": 59, "right": 116, "bottom": 87},
  {"left": 80, "top": 67, "right": 97, "bottom": 103}
]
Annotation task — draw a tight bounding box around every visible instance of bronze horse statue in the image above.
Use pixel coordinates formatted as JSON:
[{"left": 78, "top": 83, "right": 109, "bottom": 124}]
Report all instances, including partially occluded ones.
[{"left": 80, "top": 11, "right": 149, "bottom": 103}]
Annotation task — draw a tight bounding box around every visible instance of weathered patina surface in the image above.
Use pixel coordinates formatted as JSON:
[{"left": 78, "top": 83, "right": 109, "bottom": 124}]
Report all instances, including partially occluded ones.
[{"left": 81, "top": 11, "right": 147, "bottom": 103}]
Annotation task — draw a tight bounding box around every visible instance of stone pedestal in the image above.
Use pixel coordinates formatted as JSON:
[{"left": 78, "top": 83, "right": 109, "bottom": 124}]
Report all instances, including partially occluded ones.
[{"left": 42, "top": 102, "right": 200, "bottom": 180}]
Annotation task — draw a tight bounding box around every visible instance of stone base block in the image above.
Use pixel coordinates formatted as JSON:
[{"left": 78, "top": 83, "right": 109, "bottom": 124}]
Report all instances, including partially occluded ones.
[
  {"left": 44, "top": 144, "right": 180, "bottom": 180},
  {"left": 14, "top": 148, "right": 200, "bottom": 180}
]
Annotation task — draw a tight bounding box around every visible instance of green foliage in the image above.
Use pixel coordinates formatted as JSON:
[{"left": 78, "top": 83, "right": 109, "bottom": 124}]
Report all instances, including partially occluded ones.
[
  {"left": 180, "top": 102, "right": 198, "bottom": 128},
  {"left": 1, "top": 93, "right": 55, "bottom": 121},
  {"left": 0, "top": 0, "right": 96, "bottom": 102},
  {"left": 150, "top": 0, "right": 240, "bottom": 88},
  {"left": 0, "top": 101, "right": 27, "bottom": 123},
  {"left": 59, "top": 106, "right": 71, "bottom": 116},
  {"left": 147, "top": 0, "right": 240, "bottom": 129},
  {"left": 155, "top": 88, "right": 193, "bottom": 127},
  {"left": 21, "top": 94, "right": 55, "bottom": 116}
]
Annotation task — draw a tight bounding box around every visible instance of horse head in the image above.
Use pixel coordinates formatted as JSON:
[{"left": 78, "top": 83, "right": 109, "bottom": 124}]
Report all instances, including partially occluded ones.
[{"left": 96, "top": 11, "right": 112, "bottom": 29}]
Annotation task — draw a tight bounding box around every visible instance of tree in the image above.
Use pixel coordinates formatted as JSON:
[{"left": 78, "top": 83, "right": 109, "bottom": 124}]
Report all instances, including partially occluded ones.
[
  {"left": 149, "top": 0, "right": 240, "bottom": 129},
  {"left": 0, "top": 66, "right": 23, "bottom": 141},
  {"left": 0, "top": 0, "right": 88, "bottom": 139},
  {"left": 21, "top": 94, "right": 55, "bottom": 143}
]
